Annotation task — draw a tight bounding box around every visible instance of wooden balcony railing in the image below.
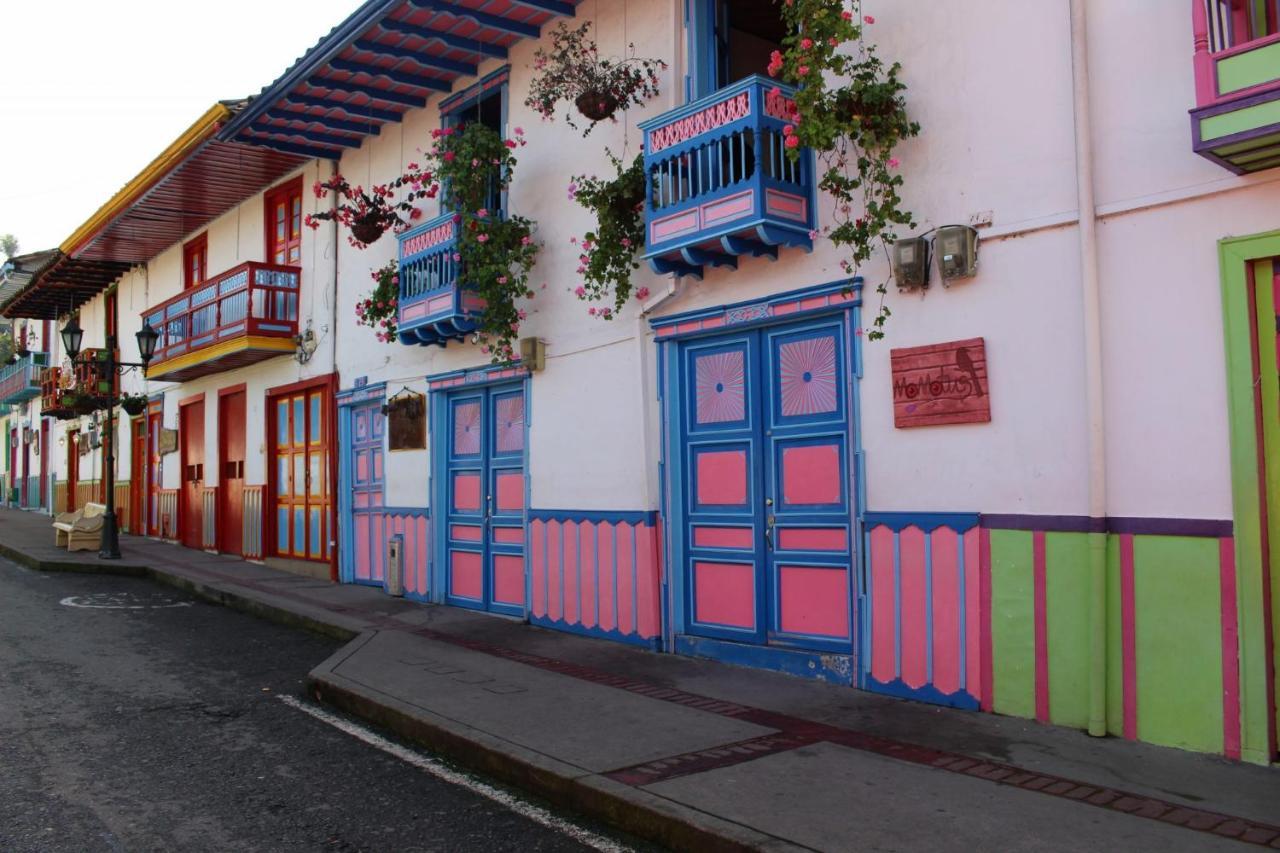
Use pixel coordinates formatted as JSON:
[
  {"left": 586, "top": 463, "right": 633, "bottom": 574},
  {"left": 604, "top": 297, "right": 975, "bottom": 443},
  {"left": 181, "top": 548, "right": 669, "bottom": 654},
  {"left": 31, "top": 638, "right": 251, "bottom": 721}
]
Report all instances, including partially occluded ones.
[
  {"left": 639, "top": 75, "right": 815, "bottom": 279},
  {"left": 143, "top": 261, "right": 301, "bottom": 382},
  {"left": 396, "top": 212, "right": 485, "bottom": 347},
  {"left": 0, "top": 352, "right": 47, "bottom": 406},
  {"left": 1191, "top": 0, "right": 1280, "bottom": 172}
]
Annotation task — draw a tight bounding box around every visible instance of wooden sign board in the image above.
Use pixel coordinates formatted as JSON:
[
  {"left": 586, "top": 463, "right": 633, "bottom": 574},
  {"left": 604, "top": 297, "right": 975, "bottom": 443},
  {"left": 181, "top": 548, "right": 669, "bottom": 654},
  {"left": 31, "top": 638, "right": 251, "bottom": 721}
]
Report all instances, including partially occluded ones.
[
  {"left": 890, "top": 337, "right": 991, "bottom": 428},
  {"left": 387, "top": 392, "right": 426, "bottom": 451},
  {"left": 157, "top": 427, "right": 179, "bottom": 455}
]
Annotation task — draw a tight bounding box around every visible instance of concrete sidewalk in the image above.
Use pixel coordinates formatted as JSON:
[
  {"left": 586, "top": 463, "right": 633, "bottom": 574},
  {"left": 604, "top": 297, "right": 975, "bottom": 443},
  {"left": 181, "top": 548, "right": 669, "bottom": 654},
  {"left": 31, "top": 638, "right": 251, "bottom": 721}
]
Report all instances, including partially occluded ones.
[{"left": 2, "top": 506, "right": 1276, "bottom": 851}]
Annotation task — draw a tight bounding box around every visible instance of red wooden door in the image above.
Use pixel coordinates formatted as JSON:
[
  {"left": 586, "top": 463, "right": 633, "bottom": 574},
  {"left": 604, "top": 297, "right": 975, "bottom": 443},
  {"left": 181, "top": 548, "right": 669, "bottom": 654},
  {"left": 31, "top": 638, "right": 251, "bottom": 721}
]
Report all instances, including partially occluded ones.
[
  {"left": 219, "top": 390, "right": 246, "bottom": 556},
  {"left": 66, "top": 430, "right": 79, "bottom": 512},
  {"left": 19, "top": 429, "right": 29, "bottom": 506},
  {"left": 40, "top": 419, "right": 49, "bottom": 509},
  {"left": 272, "top": 388, "right": 330, "bottom": 560},
  {"left": 130, "top": 418, "right": 146, "bottom": 534},
  {"left": 180, "top": 400, "right": 205, "bottom": 549},
  {"left": 147, "top": 411, "right": 162, "bottom": 536},
  {"left": 7, "top": 427, "right": 15, "bottom": 502}
]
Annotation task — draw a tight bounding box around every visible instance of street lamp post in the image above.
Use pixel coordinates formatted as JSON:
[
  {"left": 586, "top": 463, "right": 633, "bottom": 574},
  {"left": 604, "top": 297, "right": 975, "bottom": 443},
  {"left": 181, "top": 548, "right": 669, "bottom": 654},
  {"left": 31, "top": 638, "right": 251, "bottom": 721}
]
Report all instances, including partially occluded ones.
[{"left": 61, "top": 317, "right": 160, "bottom": 560}]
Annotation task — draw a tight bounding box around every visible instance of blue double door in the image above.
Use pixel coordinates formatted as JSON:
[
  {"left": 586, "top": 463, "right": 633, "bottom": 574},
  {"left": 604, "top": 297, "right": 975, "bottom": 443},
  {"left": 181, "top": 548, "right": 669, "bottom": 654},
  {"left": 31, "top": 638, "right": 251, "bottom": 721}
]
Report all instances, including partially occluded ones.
[
  {"left": 441, "top": 384, "right": 527, "bottom": 615},
  {"left": 677, "top": 316, "right": 855, "bottom": 653}
]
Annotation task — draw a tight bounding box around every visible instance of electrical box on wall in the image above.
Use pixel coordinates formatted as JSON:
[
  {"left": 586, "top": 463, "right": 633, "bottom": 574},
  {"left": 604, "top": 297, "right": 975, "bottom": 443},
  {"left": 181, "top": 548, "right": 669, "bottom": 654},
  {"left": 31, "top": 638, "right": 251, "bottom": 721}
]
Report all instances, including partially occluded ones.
[
  {"left": 937, "top": 225, "right": 979, "bottom": 281},
  {"left": 892, "top": 237, "right": 931, "bottom": 290},
  {"left": 519, "top": 337, "right": 546, "bottom": 372}
]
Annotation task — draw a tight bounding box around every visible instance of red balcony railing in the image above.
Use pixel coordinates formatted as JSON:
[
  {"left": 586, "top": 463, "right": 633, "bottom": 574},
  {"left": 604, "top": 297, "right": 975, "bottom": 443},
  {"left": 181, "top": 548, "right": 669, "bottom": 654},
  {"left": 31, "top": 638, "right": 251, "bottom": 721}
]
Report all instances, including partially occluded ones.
[{"left": 142, "top": 261, "right": 300, "bottom": 381}]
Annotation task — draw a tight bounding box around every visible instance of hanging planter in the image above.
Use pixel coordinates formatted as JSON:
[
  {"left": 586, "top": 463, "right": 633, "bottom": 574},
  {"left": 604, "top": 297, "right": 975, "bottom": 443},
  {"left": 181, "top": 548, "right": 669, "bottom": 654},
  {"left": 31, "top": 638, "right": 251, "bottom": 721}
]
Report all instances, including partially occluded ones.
[
  {"left": 120, "top": 393, "right": 147, "bottom": 417},
  {"left": 568, "top": 151, "right": 649, "bottom": 320},
  {"left": 356, "top": 260, "right": 401, "bottom": 344},
  {"left": 527, "top": 21, "right": 666, "bottom": 135},
  {"left": 305, "top": 166, "right": 438, "bottom": 249}
]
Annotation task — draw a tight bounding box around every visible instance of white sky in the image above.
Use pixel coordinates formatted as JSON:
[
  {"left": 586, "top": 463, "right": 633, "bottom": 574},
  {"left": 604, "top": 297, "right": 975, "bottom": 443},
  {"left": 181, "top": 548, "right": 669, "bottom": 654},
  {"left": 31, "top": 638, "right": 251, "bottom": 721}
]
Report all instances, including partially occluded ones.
[{"left": 0, "top": 0, "right": 359, "bottom": 257}]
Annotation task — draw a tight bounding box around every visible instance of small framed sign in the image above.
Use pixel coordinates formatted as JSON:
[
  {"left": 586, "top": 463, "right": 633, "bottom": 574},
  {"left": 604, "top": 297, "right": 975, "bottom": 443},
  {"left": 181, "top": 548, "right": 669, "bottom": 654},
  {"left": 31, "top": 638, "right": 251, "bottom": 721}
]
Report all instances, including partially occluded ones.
[
  {"left": 158, "top": 427, "right": 179, "bottom": 455},
  {"left": 890, "top": 337, "right": 991, "bottom": 428},
  {"left": 386, "top": 390, "right": 426, "bottom": 451}
]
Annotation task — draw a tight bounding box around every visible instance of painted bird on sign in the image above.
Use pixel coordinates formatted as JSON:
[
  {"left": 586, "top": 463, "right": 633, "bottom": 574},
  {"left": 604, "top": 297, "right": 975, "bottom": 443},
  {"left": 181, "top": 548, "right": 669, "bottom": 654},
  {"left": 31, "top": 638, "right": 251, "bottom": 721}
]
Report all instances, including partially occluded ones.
[{"left": 956, "top": 346, "right": 984, "bottom": 397}]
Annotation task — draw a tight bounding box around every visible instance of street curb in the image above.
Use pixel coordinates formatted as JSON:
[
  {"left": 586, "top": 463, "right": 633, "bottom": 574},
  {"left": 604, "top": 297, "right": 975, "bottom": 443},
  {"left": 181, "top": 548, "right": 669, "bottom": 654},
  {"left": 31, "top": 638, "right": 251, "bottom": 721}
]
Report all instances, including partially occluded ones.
[
  {"left": 9, "top": 537, "right": 795, "bottom": 851},
  {"left": 308, "top": 637, "right": 798, "bottom": 853}
]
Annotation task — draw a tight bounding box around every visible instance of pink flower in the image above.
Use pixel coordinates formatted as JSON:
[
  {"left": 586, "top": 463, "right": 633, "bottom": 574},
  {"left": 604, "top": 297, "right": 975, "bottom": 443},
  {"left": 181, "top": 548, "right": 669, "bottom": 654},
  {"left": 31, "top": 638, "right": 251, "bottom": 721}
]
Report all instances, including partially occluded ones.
[
  {"left": 620, "top": 238, "right": 631, "bottom": 247},
  {"left": 588, "top": 307, "right": 597, "bottom": 316},
  {"left": 888, "top": 157, "right": 900, "bottom": 168},
  {"left": 783, "top": 124, "right": 794, "bottom": 137},
  {"left": 409, "top": 208, "right": 422, "bottom": 220},
  {"left": 514, "top": 126, "right": 525, "bottom": 136},
  {"left": 797, "top": 65, "right": 810, "bottom": 77},
  {"left": 785, "top": 135, "right": 800, "bottom": 149},
  {"left": 517, "top": 309, "right": 527, "bottom": 320},
  {"left": 864, "top": 15, "right": 876, "bottom": 24},
  {"left": 521, "top": 236, "right": 531, "bottom": 246},
  {"left": 808, "top": 230, "right": 818, "bottom": 240},
  {"left": 477, "top": 233, "right": 489, "bottom": 243},
  {"left": 767, "top": 49, "right": 784, "bottom": 77},
  {"left": 504, "top": 139, "right": 518, "bottom": 149},
  {"left": 453, "top": 252, "right": 462, "bottom": 261},
  {"left": 497, "top": 275, "right": 508, "bottom": 284},
  {"left": 800, "top": 37, "right": 813, "bottom": 49},
  {"left": 829, "top": 37, "right": 839, "bottom": 47},
  {"left": 567, "top": 182, "right": 578, "bottom": 199},
  {"left": 635, "top": 286, "right": 650, "bottom": 300},
  {"left": 472, "top": 158, "right": 480, "bottom": 167},
  {"left": 444, "top": 151, "right": 456, "bottom": 162},
  {"left": 841, "top": 10, "right": 853, "bottom": 20},
  {"left": 574, "top": 286, "right": 585, "bottom": 298},
  {"left": 477, "top": 208, "right": 489, "bottom": 218}
]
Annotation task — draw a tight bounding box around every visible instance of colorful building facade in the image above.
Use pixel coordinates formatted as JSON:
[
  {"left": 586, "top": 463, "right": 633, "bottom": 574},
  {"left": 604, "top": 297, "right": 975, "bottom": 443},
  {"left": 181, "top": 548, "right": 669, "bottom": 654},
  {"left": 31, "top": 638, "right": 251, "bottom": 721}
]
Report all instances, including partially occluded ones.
[{"left": 3, "top": 0, "right": 1278, "bottom": 766}]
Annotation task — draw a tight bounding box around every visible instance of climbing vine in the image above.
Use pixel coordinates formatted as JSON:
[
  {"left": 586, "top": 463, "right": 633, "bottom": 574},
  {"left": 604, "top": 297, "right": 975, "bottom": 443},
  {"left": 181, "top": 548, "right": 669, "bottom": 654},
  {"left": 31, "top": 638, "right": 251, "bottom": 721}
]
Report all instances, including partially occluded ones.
[{"left": 568, "top": 151, "right": 650, "bottom": 319}]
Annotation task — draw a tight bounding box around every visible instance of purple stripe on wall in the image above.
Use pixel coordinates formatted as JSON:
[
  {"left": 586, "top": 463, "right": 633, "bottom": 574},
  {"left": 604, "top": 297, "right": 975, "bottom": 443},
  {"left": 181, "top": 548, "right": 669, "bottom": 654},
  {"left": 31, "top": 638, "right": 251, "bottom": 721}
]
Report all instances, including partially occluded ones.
[{"left": 980, "top": 514, "right": 1232, "bottom": 538}]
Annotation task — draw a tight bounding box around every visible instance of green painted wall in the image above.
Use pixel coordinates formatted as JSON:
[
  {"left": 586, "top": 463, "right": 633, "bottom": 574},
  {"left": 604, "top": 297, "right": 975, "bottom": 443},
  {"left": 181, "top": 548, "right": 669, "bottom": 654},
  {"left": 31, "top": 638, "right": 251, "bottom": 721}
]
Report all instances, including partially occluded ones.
[
  {"left": 1132, "top": 536, "right": 1224, "bottom": 753},
  {"left": 1045, "top": 533, "right": 1090, "bottom": 729},
  {"left": 1104, "top": 535, "right": 1124, "bottom": 736},
  {"left": 990, "top": 529, "right": 1034, "bottom": 719}
]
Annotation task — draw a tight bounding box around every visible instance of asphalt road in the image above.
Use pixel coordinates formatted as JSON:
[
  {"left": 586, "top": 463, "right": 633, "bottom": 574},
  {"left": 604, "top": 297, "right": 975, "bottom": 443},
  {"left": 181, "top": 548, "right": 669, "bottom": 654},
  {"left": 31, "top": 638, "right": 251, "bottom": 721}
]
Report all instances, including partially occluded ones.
[{"left": 0, "top": 557, "right": 638, "bottom": 852}]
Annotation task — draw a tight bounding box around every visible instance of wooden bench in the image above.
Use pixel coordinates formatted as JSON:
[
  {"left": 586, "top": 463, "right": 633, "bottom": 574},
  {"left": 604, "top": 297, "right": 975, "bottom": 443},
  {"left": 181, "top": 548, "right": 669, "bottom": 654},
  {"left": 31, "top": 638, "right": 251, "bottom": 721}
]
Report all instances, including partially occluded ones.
[{"left": 52, "top": 502, "right": 106, "bottom": 551}]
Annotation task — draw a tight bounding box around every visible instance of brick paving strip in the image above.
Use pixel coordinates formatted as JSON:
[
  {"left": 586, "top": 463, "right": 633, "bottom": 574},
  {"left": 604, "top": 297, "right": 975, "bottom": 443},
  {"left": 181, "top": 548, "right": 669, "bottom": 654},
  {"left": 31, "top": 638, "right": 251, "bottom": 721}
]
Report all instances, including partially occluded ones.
[{"left": 6, "top": 530, "right": 1277, "bottom": 848}]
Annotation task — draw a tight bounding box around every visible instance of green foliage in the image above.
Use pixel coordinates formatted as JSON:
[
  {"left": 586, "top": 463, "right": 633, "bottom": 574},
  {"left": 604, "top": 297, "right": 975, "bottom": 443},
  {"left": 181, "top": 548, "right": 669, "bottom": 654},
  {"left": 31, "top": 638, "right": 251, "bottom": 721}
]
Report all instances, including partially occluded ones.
[
  {"left": 0, "top": 234, "right": 17, "bottom": 260},
  {"left": 424, "top": 124, "right": 541, "bottom": 363},
  {"left": 356, "top": 260, "right": 400, "bottom": 344},
  {"left": 771, "top": 0, "right": 920, "bottom": 339},
  {"left": 568, "top": 152, "right": 649, "bottom": 319}
]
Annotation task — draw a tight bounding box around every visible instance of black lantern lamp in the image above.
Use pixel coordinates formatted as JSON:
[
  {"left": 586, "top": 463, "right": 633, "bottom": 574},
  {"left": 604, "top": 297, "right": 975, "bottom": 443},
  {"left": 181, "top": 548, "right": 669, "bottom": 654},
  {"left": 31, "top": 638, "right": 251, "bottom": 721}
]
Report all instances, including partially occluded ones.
[
  {"left": 60, "top": 316, "right": 83, "bottom": 361},
  {"left": 135, "top": 320, "right": 159, "bottom": 365}
]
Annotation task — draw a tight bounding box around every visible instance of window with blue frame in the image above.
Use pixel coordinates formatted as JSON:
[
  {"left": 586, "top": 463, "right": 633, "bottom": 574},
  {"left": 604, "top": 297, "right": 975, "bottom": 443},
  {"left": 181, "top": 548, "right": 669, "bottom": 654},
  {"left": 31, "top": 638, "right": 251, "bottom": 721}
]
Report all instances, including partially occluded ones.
[
  {"left": 441, "top": 73, "right": 507, "bottom": 217},
  {"left": 687, "top": 0, "right": 786, "bottom": 100}
]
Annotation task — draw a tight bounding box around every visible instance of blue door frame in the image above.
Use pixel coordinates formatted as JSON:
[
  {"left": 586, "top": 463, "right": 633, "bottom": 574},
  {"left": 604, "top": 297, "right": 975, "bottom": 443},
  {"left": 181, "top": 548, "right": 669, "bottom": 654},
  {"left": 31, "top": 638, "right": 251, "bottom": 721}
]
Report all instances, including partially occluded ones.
[
  {"left": 656, "top": 283, "right": 864, "bottom": 683},
  {"left": 430, "top": 377, "right": 529, "bottom": 617}
]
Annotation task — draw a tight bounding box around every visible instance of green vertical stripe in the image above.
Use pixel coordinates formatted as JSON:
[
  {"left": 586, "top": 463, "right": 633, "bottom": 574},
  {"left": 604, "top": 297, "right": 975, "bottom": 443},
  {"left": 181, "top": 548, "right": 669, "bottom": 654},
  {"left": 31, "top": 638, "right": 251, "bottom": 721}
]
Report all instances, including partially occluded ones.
[
  {"left": 1133, "top": 536, "right": 1224, "bottom": 753},
  {"left": 1045, "top": 532, "right": 1090, "bottom": 728},
  {"left": 990, "top": 529, "right": 1035, "bottom": 719},
  {"left": 1105, "top": 534, "right": 1124, "bottom": 735}
]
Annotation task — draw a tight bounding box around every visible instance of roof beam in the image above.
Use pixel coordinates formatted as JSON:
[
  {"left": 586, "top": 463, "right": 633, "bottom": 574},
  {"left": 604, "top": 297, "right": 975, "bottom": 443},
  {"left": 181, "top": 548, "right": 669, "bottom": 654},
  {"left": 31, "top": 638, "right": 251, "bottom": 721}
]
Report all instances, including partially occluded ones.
[
  {"left": 408, "top": 0, "right": 540, "bottom": 38},
  {"left": 264, "top": 107, "right": 383, "bottom": 137},
  {"left": 378, "top": 17, "right": 508, "bottom": 59},
  {"left": 307, "top": 75, "right": 433, "bottom": 105},
  {"left": 509, "top": 0, "right": 576, "bottom": 16},
  {"left": 328, "top": 58, "right": 453, "bottom": 93},
  {"left": 352, "top": 38, "right": 476, "bottom": 77},
  {"left": 279, "top": 94, "right": 405, "bottom": 123},
  {"left": 250, "top": 122, "right": 364, "bottom": 150},
  {"left": 239, "top": 132, "right": 344, "bottom": 161}
]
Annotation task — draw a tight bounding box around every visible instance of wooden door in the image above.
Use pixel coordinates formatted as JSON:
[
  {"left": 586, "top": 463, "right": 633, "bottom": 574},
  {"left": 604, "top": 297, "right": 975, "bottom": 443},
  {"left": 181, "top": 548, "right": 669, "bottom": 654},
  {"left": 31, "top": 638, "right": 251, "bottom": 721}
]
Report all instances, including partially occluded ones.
[
  {"left": 219, "top": 390, "right": 246, "bottom": 556},
  {"left": 130, "top": 418, "right": 146, "bottom": 534},
  {"left": 7, "top": 427, "right": 15, "bottom": 502},
  {"left": 272, "top": 389, "right": 330, "bottom": 560},
  {"left": 442, "top": 384, "right": 527, "bottom": 615},
  {"left": 147, "top": 411, "right": 162, "bottom": 536},
  {"left": 343, "top": 400, "right": 385, "bottom": 584},
  {"left": 66, "top": 430, "right": 79, "bottom": 512},
  {"left": 180, "top": 400, "right": 205, "bottom": 549},
  {"left": 676, "top": 318, "right": 853, "bottom": 652},
  {"left": 40, "top": 419, "right": 49, "bottom": 509}
]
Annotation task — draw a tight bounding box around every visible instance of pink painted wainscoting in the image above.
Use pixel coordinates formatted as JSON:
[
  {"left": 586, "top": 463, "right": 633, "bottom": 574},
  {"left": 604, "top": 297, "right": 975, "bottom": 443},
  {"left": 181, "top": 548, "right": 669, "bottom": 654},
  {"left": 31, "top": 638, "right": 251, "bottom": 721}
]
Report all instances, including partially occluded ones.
[
  {"left": 863, "top": 513, "right": 984, "bottom": 710},
  {"left": 351, "top": 506, "right": 431, "bottom": 601},
  {"left": 529, "top": 511, "right": 662, "bottom": 648}
]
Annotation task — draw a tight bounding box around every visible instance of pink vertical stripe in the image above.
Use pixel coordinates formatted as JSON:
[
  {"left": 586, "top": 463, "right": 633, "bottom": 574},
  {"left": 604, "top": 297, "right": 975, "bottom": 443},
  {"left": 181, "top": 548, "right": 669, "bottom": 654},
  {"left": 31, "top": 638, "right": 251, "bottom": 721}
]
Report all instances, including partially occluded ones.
[
  {"left": 1121, "top": 533, "right": 1138, "bottom": 740},
  {"left": 636, "top": 522, "right": 659, "bottom": 638},
  {"left": 403, "top": 516, "right": 416, "bottom": 595},
  {"left": 616, "top": 522, "right": 636, "bottom": 636},
  {"left": 899, "top": 527, "right": 928, "bottom": 690},
  {"left": 931, "top": 528, "right": 961, "bottom": 697},
  {"left": 355, "top": 516, "right": 370, "bottom": 580},
  {"left": 579, "top": 521, "right": 597, "bottom": 628},
  {"left": 964, "top": 529, "right": 982, "bottom": 699},
  {"left": 598, "top": 522, "right": 617, "bottom": 632},
  {"left": 417, "top": 516, "right": 428, "bottom": 596},
  {"left": 1220, "top": 536, "right": 1242, "bottom": 759},
  {"left": 1033, "top": 531, "right": 1050, "bottom": 724},
  {"left": 869, "top": 525, "right": 896, "bottom": 684},
  {"left": 979, "top": 527, "right": 993, "bottom": 711},
  {"left": 563, "top": 521, "right": 580, "bottom": 625},
  {"left": 548, "top": 520, "right": 563, "bottom": 622},
  {"left": 531, "top": 520, "right": 546, "bottom": 618}
]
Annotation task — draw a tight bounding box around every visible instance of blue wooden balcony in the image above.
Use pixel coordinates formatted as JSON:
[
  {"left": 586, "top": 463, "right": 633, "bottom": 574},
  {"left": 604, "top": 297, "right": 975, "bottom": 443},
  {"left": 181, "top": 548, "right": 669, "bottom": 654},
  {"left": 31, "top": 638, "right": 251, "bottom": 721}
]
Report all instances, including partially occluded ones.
[
  {"left": 0, "top": 352, "right": 48, "bottom": 406},
  {"left": 639, "top": 76, "right": 816, "bottom": 279},
  {"left": 397, "top": 213, "right": 484, "bottom": 347}
]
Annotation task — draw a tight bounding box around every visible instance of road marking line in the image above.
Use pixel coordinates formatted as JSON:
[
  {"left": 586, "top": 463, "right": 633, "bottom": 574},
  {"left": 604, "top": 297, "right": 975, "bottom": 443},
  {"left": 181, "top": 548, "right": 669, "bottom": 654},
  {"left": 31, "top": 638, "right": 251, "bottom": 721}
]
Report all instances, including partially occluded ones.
[{"left": 278, "top": 694, "right": 632, "bottom": 853}]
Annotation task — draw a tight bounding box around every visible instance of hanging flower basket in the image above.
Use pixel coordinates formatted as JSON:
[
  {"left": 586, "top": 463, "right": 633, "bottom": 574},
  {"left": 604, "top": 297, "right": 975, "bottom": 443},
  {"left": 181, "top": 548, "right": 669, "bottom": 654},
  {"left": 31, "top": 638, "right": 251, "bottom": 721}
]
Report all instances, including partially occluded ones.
[
  {"left": 349, "top": 216, "right": 389, "bottom": 246},
  {"left": 305, "top": 167, "right": 438, "bottom": 249},
  {"left": 568, "top": 152, "right": 650, "bottom": 320},
  {"left": 120, "top": 394, "right": 147, "bottom": 417},
  {"left": 527, "top": 22, "right": 666, "bottom": 135},
  {"left": 356, "top": 260, "right": 401, "bottom": 344}
]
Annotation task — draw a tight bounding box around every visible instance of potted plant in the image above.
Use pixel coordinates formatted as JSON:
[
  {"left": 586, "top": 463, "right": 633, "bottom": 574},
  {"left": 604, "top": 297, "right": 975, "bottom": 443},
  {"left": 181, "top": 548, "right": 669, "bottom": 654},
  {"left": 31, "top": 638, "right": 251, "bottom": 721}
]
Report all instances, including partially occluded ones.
[
  {"left": 356, "top": 260, "right": 401, "bottom": 344},
  {"left": 526, "top": 21, "right": 667, "bottom": 134},
  {"left": 422, "top": 124, "right": 541, "bottom": 363},
  {"left": 62, "top": 391, "right": 99, "bottom": 417},
  {"left": 304, "top": 166, "right": 438, "bottom": 248},
  {"left": 568, "top": 151, "right": 650, "bottom": 319},
  {"left": 119, "top": 393, "right": 148, "bottom": 416},
  {"left": 769, "top": 0, "right": 919, "bottom": 339}
]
